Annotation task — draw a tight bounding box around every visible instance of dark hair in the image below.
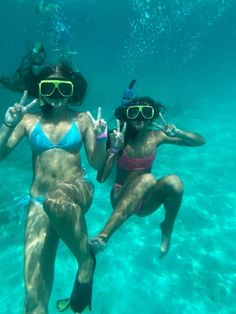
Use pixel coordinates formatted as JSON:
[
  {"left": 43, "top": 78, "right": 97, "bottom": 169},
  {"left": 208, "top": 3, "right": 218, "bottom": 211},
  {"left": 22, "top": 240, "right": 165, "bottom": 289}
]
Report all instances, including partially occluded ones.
[
  {"left": 115, "top": 96, "right": 166, "bottom": 122},
  {"left": 33, "top": 61, "right": 87, "bottom": 104},
  {"left": 0, "top": 59, "right": 87, "bottom": 109}
]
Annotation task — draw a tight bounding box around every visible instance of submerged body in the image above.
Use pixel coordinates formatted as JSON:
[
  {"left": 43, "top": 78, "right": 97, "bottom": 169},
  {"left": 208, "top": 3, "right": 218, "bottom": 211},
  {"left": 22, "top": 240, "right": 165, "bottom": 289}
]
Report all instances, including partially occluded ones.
[
  {"left": 0, "top": 62, "right": 107, "bottom": 314},
  {"left": 92, "top": 97, "right": 206, "bottom": 257}
]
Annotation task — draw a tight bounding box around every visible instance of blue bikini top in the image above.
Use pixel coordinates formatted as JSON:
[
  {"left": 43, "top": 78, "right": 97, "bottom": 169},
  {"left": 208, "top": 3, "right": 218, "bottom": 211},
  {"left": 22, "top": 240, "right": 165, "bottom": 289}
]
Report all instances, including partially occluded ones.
[{"left": 28, "top": 117, "right": 82, "bottom": 154}]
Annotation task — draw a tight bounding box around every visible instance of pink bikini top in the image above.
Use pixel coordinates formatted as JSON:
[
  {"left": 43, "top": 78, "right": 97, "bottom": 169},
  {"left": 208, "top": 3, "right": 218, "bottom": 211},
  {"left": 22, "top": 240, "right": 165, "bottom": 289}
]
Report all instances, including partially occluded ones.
[{"left": 117, "top": 150, "right": 156, "bottom": 171}]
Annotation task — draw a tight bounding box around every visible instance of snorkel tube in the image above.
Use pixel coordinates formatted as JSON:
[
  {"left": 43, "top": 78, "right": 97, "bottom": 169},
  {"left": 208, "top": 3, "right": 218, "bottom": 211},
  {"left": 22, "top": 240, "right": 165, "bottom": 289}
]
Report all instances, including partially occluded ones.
[
  {"left": 121, "top": 79, "right": 136, "bottom": 105},
  {"left": 115, "top": 79, "right": 137, "bottom": 121}
]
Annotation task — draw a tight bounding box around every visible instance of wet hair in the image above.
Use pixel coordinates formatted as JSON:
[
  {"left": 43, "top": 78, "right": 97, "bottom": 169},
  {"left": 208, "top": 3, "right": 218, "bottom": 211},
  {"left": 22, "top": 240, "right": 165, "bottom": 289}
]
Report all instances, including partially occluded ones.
[
  {"left": 0, "top": 60, "right": 87, "bottom": 107},
  {"left": 33, "top": 61, "right": 87, "bottom": 104},
  {"left": 115, "top": 96, "right": 166, "bottom": 122},
  {"left": 21, "top": 61, "right": 88, "bottom": 115}
]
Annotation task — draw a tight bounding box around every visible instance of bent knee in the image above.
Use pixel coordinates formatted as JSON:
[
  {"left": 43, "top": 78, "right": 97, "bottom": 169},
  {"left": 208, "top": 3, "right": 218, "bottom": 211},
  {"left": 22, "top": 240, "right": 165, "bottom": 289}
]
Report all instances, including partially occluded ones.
[
  {"left": 163, "top": 174, "right": 184, "bottom": 194},
  {"left": 43, "top": 189, "right": 76, "bottom": 218},
  {"left": 139, "top": 173, "right": 157, "bottom": 189}
]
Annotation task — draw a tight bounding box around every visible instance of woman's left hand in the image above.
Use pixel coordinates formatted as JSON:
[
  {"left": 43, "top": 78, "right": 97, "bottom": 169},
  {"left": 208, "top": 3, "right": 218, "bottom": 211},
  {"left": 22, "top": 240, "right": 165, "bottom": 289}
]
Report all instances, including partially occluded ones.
[
  {"left": 87, "top": 107, "right": 107, "bottom": 136},
  {"left": 152, "top": 113, "right": 180, "bottom": 137}
]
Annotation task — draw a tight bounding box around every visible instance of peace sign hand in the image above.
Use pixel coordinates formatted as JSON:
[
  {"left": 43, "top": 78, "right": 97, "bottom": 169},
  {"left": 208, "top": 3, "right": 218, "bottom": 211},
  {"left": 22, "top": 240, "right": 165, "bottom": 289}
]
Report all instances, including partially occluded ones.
[
  {"left": 110, "top": 120, "right": 127, "bottom": 151},
  {"left": 152, "top": 113, "right": 180, "bottom": 137},
  {"left": 4, "top": 91, "right": 38, "bottom": 127},
  {"left": 87, "top": 107, "right": 107, "bottom": 136}
]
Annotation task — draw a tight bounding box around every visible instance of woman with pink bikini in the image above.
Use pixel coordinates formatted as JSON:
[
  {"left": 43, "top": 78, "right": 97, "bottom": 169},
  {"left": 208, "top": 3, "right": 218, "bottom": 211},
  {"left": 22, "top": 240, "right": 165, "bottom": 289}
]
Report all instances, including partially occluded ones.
[{"left": 90, "top": 86, "right": 206, "bottom": 258}]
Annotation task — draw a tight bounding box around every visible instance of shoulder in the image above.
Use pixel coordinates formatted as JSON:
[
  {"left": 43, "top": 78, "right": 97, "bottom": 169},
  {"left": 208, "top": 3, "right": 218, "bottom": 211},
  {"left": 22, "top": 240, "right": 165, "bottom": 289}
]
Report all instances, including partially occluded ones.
[
  {"left": 22, "top": 113, "right": 40, "bottom": 133},
  {"left": 23, "top": 112, "right": 40, "bottom": 124},
  {"left": 76, "top": 111, "right": 93, "bottom": 124},
  {"left": 75, "top": 111, "right": 93, "bottom": 134},
  {"left": 147, "top": 129, "right": 164, "bottom": 140}
]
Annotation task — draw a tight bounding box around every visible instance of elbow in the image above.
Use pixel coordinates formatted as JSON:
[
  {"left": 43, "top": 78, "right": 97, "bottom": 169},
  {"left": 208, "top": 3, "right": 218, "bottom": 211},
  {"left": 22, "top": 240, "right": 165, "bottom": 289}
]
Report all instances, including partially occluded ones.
[
  {"left": 96, "top": 171, "right": 106, "bottom": 183},
  {"left": 198, "top": 135, "right": 207, "bottom": 146},
  {"left": 93, "top": 162, "right": 104, "bottom": 172},
  {"left": 89, "top": 156, "right": 103, "bottom": 171},
  {"left": 191, "top": 134, "right": 206, "bottom": 146},
  {"left": 91, "top": 156, "right": 107, "bottom": 171}
]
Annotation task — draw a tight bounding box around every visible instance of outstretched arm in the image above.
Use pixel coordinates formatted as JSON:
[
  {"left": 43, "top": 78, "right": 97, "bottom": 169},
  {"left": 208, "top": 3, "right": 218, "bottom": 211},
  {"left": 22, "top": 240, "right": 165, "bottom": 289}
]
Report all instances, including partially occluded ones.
[
  {"left": 153, "top": 113, "right": 206, "bottom": 146},
  {"left": 167, "top": 128, "right": 206, "bottom": 146}
]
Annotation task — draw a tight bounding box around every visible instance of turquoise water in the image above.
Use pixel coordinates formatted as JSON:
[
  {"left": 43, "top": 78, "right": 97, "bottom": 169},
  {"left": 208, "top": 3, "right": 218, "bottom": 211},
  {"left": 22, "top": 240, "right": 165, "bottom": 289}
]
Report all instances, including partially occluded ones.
[{"left": 0, "top": 1, "right": 235, "bottom": 313}]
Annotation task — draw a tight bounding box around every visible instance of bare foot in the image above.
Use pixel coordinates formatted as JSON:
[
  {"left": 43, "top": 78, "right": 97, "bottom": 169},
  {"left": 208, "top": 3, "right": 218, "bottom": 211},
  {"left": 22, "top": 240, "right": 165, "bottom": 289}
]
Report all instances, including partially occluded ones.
[
  {"left": 160, "top": 221, "right": 172, "bottom": 258},
  {"left": 89, "top": 234, "right": 107, "bottom": 254}
]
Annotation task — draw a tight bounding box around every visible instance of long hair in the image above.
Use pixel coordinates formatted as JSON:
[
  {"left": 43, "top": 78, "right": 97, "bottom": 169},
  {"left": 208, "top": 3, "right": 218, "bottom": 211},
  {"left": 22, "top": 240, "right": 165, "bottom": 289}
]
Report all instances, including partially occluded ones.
[
  {"left": 0, "top": 60, "right": 87, "bottom": 109},
  {"left": 33, "top": 61, "right": 87, "bottom": 104}
]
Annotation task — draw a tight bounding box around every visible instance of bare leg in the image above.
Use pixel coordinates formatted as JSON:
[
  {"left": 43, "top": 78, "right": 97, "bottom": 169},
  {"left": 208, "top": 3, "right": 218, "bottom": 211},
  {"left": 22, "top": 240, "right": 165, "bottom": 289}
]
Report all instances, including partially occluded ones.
[
  {"left": 91, "top": 174, "right": 183, "bottom": 257},
  {"left": 138, "top": 174, "right": 184, "bottom": 257},
  {"left": 43, "top": 181, "right": 94, "bottom": 284},
  {"left": 101, "top": 174, "right": 158, "bottom": 238},
  {"left": 90, "top": 174, "right": 157, "bottom": 252},
  {"left": 24, "top": 201, "right": 59, "bottom": 314}
]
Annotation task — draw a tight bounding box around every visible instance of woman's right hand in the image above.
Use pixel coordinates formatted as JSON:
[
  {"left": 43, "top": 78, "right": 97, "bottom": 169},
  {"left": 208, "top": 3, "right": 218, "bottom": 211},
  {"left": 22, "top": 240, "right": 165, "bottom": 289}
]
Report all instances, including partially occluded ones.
[
  {"left": 4, "top": 91, "right": 38, "bottom": 127},
  {"left": 110, "top": 120, "right": 127, "bottom": 152}
]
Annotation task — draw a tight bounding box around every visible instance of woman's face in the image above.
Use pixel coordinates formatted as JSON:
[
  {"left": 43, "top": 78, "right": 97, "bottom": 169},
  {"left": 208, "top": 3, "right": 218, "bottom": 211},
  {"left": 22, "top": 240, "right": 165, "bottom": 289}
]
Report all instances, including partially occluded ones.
[
  {"left": 39, "top": 74, "right": 73, "bottom": 109},
  {"left": 42, "top": 94, "right": 69, "bottom": 109},
  {"left": 125, "top": 102, "right": 154, "bottom": 130},
  {"left": 127, "top": 119, "right": 151, "bottom": 130}
]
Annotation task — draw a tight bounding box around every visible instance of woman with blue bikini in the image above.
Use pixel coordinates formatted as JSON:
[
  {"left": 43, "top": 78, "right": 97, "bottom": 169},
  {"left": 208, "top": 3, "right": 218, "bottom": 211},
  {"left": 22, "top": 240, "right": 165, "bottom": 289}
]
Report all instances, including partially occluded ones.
[
  {"left": 90, "top": 84, "right": 206, "bottom": 259},
  {"left": 0, "top": 61, "right": 107, "bottom": 313}
]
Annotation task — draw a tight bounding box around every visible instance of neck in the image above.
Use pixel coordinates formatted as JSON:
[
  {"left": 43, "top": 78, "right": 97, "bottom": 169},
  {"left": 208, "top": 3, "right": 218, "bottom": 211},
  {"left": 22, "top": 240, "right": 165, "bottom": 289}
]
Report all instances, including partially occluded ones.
[
  {"left": 43, "top": 104, "right": 70, "bottom": 122},
  {"left": 124, "top": 124, "right": 139, "bottom": 145}
]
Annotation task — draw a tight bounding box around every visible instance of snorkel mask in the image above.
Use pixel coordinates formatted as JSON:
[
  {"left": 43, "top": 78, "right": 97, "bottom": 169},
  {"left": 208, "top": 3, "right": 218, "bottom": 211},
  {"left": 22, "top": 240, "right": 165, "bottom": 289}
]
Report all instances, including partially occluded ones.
[
  {"left": 39, "top": 80, "right": 74, "bottom": 98},
  {"left": 126, "top": 104, "right": 155, "bottom": 120},
  {"left": 115, "top": 81, "right": 162, "bottom": 122}
]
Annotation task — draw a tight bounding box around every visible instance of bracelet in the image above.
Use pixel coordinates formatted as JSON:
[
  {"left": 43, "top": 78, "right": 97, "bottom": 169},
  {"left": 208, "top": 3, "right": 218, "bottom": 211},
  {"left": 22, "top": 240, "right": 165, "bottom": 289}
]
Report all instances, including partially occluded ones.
[
  {"left": 3, "top": 121, "right": 16, "bottom": 128},
  {"left": 110, "top": 146, "right": 121, "bottom": 153},
  {"left": 96, "top": 132, "right": 107, "bottom": 142}
]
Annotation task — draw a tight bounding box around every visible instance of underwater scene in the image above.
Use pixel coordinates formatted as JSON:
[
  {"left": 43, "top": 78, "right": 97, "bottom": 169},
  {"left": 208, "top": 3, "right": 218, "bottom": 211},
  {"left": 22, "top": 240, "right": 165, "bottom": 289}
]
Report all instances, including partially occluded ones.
[{"left": 0, "top": 0, "right": 235, "bottom": 313}]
